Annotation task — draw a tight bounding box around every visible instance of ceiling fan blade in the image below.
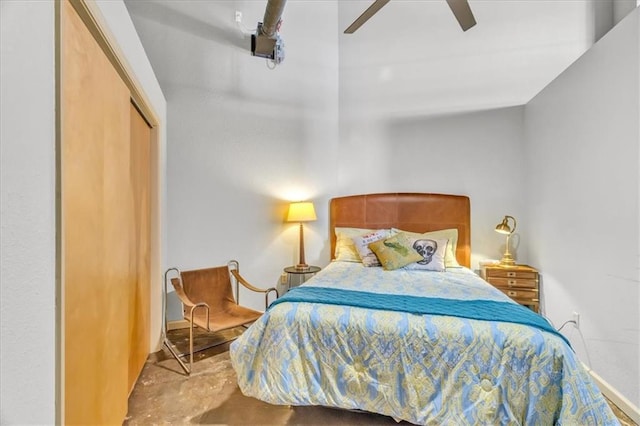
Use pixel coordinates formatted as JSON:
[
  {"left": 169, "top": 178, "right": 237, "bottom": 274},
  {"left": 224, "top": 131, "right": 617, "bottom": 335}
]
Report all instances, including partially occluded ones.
[
  {"left": 344, "top": 0, "right": 391, "bottom": 34},
  {"left": 445, "top": 0, "right": 476, "bottom": 31}
]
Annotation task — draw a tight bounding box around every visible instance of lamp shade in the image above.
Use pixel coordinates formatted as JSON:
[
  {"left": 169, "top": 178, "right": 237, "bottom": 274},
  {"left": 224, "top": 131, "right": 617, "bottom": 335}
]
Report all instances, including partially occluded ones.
[
  {"left": 495, "top": 215, "right": 516, "bottom": 235},
  {"left": 287, "top": 202, "right": 317, "bottom": 222},
  {"left": 494, "top": 215, "right": 517, "bottom": 266}
]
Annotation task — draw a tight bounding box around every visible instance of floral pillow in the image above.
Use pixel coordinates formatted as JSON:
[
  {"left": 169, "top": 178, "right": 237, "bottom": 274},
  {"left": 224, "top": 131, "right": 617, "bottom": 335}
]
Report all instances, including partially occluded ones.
[
  {"left": 403, "top": 238, "right": 448, "bottom": 271},
  {"left": 352, "top": 229, "right": 390, "bottom": 267},
  {"left": 368, "top": 232, "right": 422, "bottom": 271}
]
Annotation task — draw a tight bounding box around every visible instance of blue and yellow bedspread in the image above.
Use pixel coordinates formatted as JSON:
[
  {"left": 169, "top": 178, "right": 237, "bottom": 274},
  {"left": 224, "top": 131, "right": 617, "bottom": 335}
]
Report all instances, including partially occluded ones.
[{"left": 230, "top": 262, "right": 618, "bottom": 425}]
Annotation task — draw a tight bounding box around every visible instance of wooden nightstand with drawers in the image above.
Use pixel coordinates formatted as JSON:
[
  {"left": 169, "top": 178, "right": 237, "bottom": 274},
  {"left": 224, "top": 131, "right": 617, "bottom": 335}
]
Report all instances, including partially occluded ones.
[{"left": 481, "top": 265, "right": 540, "bottom": 313}]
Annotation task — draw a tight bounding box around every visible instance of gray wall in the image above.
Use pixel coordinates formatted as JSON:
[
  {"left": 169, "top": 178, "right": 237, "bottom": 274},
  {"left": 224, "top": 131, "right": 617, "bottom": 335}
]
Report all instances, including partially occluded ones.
[
  {"left": 335, "top": 107, "right": 528, "bottom": 268},
  {"left": 1, "top": 1, "right": 56, "bottom": 422},
  {"left": 525, "top": 9, "right": 639, "bottom": 405},
  {"left": 127, "top": 1, "right": 533, "bottom": 318},
  {"left": 126, "top": 0, "right": 341, "bottom": 310},
  {"left": 0, "top": 1, "right": 167, "bottom": 423}
]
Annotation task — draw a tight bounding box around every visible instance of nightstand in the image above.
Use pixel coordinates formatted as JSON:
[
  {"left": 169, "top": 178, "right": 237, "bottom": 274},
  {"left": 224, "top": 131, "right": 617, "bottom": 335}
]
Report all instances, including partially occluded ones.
[
  {"left": 481, "top": 264, "right": 540, "bottom": 312},
  {"left": 283, "top": 265, "right": 321, "bottom": 290}
]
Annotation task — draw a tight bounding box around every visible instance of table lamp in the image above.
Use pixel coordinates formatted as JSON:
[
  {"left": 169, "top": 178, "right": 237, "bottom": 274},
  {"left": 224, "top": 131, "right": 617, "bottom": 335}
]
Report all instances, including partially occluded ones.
[
  {"left": 495, "top": 215, "right": 516, "bottom": 266},
  {"left": 287, "top": 201, "right": 317, "bottom": 270}
]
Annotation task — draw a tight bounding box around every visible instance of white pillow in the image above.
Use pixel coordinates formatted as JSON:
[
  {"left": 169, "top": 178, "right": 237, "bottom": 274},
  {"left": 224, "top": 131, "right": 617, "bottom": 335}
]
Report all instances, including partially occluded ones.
[
  {"left": 392, "top": 228, "right": 461, "bottom": 268},
  {"left": 403, "top": 238, "right": 448, "bottom": 271},
  {"left": 352, "top": 229, "right": 390, "bottom": 267}
]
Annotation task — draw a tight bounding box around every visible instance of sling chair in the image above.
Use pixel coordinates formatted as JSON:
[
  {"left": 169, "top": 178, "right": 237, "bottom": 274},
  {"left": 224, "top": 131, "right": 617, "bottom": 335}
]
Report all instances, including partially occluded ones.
[{"left": 163, "top": 260, "right": 278, "bottom": 374}]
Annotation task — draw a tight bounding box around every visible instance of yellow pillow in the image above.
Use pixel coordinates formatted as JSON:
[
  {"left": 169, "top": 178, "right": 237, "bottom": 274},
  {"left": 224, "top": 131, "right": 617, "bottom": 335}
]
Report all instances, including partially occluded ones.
[
  {"left": 392, "top": 228, "right": 461, "bottom": 268},
  {"left": 368, "top": 233, "right": 423, "bottom": 271},
  {"left": 334, "top": 227, "right": 373, "bottom": 262}
]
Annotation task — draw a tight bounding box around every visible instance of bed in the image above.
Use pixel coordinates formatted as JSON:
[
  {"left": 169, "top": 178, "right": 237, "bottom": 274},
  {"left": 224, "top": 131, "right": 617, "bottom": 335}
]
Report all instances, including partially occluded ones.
[{"left": 230, "top": 193, "right": 618, "bottom": 425}]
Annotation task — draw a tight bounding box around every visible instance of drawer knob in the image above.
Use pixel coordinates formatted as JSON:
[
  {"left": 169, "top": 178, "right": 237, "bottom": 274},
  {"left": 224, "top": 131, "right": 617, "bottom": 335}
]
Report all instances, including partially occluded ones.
[
  {"left": 507, "top": 291, "right": 517, "bottom": 297},
  {"left": 507, "top": 272, "right": 517, "bottom": 277},
  {"left": 508, "top": 280, "right": 517, "bottom": 286}
]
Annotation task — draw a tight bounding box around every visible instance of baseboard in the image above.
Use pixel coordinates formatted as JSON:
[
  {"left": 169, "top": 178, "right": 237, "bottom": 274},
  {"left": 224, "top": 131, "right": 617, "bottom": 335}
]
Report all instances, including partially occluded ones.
[
  {"left": 585, "top": 363, "right": 640, "bottom": 424},
  {"left": 167, "top": 319, "right": 190, "bottom": 331}
]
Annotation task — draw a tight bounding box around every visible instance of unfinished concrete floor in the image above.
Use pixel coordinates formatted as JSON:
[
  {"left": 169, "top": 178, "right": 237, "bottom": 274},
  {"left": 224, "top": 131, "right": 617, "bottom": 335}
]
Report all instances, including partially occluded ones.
[
  {"left": 125, "top": 327, "right": 406, "bottom": 425},
  {"left": 125, "top": 328, "right": 636, "bottom": 425}
]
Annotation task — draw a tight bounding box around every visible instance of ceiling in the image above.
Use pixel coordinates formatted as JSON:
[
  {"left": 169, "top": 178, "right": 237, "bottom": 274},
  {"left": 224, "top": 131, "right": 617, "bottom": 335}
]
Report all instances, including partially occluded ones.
[
  {"left": 126, "top": 0, "right": 632, "bottom": 117},
  {"left": 337, "top": 0, "right": 602, "bottom": 117}
]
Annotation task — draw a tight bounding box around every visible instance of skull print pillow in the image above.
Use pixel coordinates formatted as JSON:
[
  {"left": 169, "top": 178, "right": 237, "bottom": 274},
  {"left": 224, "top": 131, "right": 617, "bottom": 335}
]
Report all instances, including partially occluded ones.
[{"left": 403, "top": 237, "right": 448, "bottom": 271}]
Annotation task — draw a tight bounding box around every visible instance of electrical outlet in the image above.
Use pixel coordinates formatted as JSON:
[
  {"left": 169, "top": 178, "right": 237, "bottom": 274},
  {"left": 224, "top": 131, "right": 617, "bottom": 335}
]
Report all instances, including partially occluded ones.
[
  {"left": 235, "top": 11, "right": 242, "bottom": 23},
  {"left": 572, "top": 311, "right": 580, "bottom": 328},
  {"left": 280, "top": 273, "right": 288, "bottom": 284}
]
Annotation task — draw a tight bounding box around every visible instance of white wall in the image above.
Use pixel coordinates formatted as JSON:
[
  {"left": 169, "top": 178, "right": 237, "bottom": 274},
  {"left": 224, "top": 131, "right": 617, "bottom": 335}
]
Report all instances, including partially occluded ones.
[
  {"left": 594, "top": 0, "right": 638, "bottom": 40},
  {"left": 0, "top": 0, "right": 166, "bottom": 423},
  {"left": 127, "top": 1, "right": 532, "bottom": 320},
  {"left": 126, "top": 0, "right": 340, "bottom": 312},
  {"left": 1, "top": 1, "right": 56, "bottom": 423},
  {"left": 525, "top": 9, "right": 639, "bottom": 405},
  {"left": 614, "top": 1, "right": 639, "bottom": 25},
  {"left": 336, "top": 107, "right": 529, "bottom": 269}
]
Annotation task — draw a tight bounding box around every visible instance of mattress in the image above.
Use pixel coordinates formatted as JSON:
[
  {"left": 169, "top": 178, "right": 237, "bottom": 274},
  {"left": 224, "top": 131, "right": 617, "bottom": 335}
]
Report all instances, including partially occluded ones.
[{"left": 230, "top": 262, "right": 618, "bottom": 425}]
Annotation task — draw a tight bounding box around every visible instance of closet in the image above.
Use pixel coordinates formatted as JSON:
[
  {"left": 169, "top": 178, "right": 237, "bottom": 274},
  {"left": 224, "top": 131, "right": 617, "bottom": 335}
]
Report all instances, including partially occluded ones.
[{"left": 60, "top": 0, "right": 155, "bottom": 423}]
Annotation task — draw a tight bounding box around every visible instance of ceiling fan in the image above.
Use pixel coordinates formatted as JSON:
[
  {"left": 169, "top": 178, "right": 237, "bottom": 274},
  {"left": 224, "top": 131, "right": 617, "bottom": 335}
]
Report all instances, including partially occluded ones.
[{"left": 344, "top": 0, "right": 476, "bottom": 34}]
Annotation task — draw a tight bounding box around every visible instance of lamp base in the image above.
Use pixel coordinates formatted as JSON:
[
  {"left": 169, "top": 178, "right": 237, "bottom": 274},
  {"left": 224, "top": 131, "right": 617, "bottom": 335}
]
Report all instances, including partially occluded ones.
[
  {"left": 294, "top": 263, "right": 310, "bottom": 271},
  {"left": 499, "top": 254, "right": 516, "bottom": 267}
]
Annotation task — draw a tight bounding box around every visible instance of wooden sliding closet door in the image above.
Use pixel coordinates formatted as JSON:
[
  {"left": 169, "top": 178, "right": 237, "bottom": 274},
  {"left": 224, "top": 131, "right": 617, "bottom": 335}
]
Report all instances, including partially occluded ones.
[
  {"left": 61, "top": 0, "right": 146, "bottom": 423},
  {"left": 128, "top": 105, "right": 151, "bottom": 392}
]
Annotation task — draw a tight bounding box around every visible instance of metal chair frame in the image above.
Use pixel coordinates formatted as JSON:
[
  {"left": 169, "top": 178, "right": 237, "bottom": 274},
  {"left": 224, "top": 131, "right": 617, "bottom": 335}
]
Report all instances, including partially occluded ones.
[{"left": 162, "top": 260, "right": 278, "bottom": 375}]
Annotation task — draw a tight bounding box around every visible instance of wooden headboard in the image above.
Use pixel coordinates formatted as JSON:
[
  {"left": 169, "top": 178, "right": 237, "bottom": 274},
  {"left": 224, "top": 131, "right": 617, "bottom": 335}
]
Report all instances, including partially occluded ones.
[{"left": 330, "top": 193, "right": 471, "bottom": 267}]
